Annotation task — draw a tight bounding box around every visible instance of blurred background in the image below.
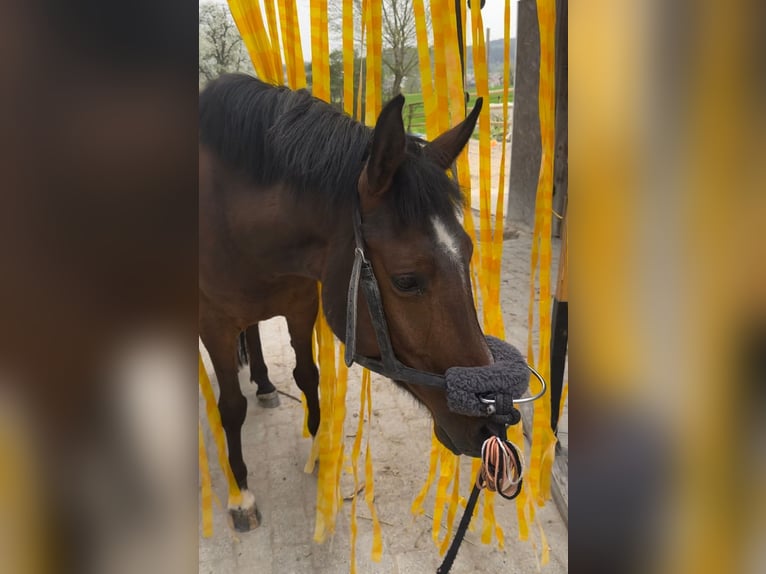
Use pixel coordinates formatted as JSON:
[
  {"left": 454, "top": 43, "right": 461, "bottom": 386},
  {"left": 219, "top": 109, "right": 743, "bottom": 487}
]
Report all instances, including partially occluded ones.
[{"left": 572, "top": 1, "right": 766, "bottom": 573}]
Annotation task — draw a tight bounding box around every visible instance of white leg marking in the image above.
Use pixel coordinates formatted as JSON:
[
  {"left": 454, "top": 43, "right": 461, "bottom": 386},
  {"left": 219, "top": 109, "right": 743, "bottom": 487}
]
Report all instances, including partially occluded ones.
[{"left": 229, "top": 489, "right": 256, "bottom": 510}]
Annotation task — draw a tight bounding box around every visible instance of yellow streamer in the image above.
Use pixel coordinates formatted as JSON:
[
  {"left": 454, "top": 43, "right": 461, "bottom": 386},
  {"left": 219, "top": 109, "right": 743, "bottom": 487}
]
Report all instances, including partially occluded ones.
[
  {"left": 0, "top": 405, "right": 48, "bottom": 574},
  {"left": 313, "top": 296, "right": 343, "bottom": 542},
  {"left": 310, "top": 0, "right": 330, "bottom": 101},
  {"left": 438, "top": 460, "right": 461, "bottom": 555},
  {"left": 412, "top": 0, "right": 562, "bottom": 553},
  {"left": 487, "top": 0, "right": 513, "bottom": 339},
  {"left": 276, "top": 0, "right": 294, "bottom": 86},
  {"left": 228, "top": 0, "right": 279, "bottom": 83},
  {"left": 263, "top": 0, "right": 283, "bottom": 82},
  {"left": 363, "top": 0, "right": 382, "bottom": 125},
  {"left": 288, "top": 0, "right": 307, "bottom": 88},
  {"left": 199, "top": 353, "right": 242, "bottom": 508},
  {"left": 363, "top": 372, "right": 383, "bottom": 560},
  {"left": 559, "top": 382, "right": 568, "bottom": 422},
  {"left": 349, "top": 369, "right": 369, "bottom": 574},
  {"left": 469, "top": 0, "right": 494, "bottom": 328},
  {"left": 412, "top": 0, "right": 437, "bottom": 138},
  {"left": 199, "top": 422, "right": 214, "bottom": 538},
  {"left": 306, "top": 0, "right": 353, "bottom": 542},
  {"left": 429, "top": 0, "right": 449, "bottom": 134},
  {"left": 525, "top": 0, "right": 557, "bottom": 524},
  {"left": 411, "top": 433, "right": 440, "bottom": 516}
]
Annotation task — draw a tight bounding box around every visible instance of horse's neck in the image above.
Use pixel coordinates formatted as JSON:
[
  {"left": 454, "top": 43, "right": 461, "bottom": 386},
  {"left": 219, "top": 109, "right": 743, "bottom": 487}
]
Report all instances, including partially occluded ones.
[
  {"left": 279, "top": 189, "right": 376, "bottom": 356},
  {"left": 257, "top": 184, "right": 352, "bottom": 277}
]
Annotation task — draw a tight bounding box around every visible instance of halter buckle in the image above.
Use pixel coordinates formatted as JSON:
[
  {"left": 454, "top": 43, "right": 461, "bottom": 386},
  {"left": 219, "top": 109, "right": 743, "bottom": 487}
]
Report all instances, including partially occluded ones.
[
  {"left": 479, "top": 394, "right": 496, "bottom": 415},
  {"left": 478, "top": 394, "right": 496, "bottom": 405}
]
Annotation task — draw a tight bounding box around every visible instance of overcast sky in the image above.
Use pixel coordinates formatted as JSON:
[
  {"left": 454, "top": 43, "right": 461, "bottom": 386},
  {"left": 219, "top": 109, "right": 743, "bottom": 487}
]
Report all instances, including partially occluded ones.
[{"left": 203, "top": 0, "right": 517, "bottom": 62}]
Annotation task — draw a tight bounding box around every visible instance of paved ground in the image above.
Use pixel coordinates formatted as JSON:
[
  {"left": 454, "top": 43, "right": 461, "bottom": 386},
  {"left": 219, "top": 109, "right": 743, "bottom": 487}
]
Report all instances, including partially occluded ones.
[{"left": 199, "top": 227, "right": 568, "bottom": 573}]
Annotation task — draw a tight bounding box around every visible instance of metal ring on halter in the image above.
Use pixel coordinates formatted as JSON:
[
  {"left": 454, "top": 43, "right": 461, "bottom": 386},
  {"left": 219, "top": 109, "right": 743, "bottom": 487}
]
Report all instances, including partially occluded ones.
[
  {"left": 354, "top": 246, "right": 367, "bottom": 261},
  {"left": 475, "top": 364, "right": 547, "bottom": 406},
  {"left": 512, "top": 364, "right": 548, "bottom": 404}
]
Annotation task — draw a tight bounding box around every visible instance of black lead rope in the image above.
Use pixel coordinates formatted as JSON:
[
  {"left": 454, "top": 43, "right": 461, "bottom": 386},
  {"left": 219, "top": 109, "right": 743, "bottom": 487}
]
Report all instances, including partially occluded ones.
[
  {"left": 436, "top": 436, "right": 524, "bottom": 574},
  {"left": 436, "top": 483, "right": 482, "bottom": 574}
]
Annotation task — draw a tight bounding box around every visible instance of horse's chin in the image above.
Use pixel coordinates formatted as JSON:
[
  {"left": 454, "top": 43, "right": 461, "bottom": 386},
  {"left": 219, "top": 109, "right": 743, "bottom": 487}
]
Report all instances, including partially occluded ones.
[
  {"left": 434, "top": 423, "right": 483, "bottom": 458},
  {"left": 394, "top": 378, "right": 487, "bottom": 457}
]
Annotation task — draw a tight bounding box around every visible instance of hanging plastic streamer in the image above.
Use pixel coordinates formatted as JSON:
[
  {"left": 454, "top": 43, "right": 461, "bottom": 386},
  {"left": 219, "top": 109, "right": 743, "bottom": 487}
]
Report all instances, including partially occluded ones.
[
  {"left": 348, "top": 370, "right": 367, "bottom": 573},
  {"left": 410, "top": 0, "right": 469, "bottom": 555},
  {"left": 352, "top": 0, "right": 386, "bottom": 563},
  {"left": 411, "top": 0, "right": 497, "bottom": 554},
  {"left": 363, "top": 0, "right": 382, "bottom": 122},
  {"left": 470, "top": 0, "right": 507, "bottom": 551},
  {"left": 0, "top": 403, "right": 48, "bottom": 574},
  {"left": 228, "top": 0, "right": 281, "bottom": 83},
  {"left": 342, "top": 1, "right": 383, "bottom": 570},
  {"left": 305, "top": 0, "right": 350, "bottom": 539},
  {"left": 198, "top": 352, "right": 242, "bottom": 537},
  {"left": 198, "top": 422, "right": 214, "bottom": 538},
  {"left": 522, "top": 0, "right": 558, "bottom": 565},
  {"left": 411, "top": 0, "right": 556, "bottom": 564}
]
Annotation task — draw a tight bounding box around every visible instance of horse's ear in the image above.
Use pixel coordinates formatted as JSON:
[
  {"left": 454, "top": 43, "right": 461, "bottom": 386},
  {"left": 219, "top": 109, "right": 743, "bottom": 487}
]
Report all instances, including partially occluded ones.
[
  {"left": 424, "top": 97, "right": 483, "bottom": 169},
  {"left": 362, "top": 94, "right": 407, "bottom": 199}
]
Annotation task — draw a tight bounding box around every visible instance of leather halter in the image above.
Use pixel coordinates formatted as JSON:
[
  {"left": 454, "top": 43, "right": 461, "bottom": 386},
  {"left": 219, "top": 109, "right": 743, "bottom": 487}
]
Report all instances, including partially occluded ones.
[
  {"left": 343, "top": 201, "right": 546, "bottom": 420},
  {"left": 344, "top": 203, "right": 448, "bottom": 387}
]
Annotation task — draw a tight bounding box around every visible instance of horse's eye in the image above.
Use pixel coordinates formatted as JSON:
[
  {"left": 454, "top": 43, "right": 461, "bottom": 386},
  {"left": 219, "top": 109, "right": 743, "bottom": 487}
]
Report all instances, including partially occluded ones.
[{"left": 391, "top": 274, "right": 422, "bottom": 294}]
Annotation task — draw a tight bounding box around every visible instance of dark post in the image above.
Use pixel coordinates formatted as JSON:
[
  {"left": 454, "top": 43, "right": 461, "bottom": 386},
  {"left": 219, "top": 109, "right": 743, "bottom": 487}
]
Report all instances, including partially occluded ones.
[
  {"left": 549, "top": 209, "right": 568, "bottom": 432},
  {"left": 552, "top": 0, "right": 568, "bottom": 238},
  {"left": 549, "top": 0, "right": 568, "bottom": 431},
  {"left": 456, "top": 0, "right": 471, "bottom": 107},
  {"left": 506, "top": 0, "right": 541, "bottom": 230}
]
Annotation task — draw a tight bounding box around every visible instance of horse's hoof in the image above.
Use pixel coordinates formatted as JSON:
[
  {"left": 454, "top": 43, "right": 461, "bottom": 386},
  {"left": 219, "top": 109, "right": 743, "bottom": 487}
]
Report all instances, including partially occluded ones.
[
  {"left": 229, "top": 505, "right": 262, "bottom": 532},
  {"left": 256, "top": 390, "right": 280, "bottom": 408}
]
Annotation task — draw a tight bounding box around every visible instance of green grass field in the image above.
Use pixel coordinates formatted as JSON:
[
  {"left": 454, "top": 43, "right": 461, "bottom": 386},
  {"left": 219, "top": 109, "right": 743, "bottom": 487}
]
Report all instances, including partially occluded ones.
[{"left": 402, "top": 90, "right": 514, "bottom": 136}]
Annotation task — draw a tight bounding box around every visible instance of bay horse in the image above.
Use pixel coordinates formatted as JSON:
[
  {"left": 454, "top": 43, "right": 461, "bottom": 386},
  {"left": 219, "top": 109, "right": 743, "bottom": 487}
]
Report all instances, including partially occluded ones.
[{"left": 199, "top": 74, "right": 502, "bottom": 530}]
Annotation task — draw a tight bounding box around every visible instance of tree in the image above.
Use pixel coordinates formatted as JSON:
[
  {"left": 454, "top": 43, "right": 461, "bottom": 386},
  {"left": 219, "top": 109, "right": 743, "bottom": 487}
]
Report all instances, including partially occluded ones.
[
  {"left": 199, "top": 2, "right": 251, "bottom": 88},
  {"left": 329, "top": 50, "right": 345, "bottom": 104},
  {"left": 381, "top": 0, "right": 420, "bottom": 97},
  {"left": 328, "top": 0, "right": 425, "bottom": 98},
  {"left": 327, "top": 49, "right": 366, "bottom": 115}
]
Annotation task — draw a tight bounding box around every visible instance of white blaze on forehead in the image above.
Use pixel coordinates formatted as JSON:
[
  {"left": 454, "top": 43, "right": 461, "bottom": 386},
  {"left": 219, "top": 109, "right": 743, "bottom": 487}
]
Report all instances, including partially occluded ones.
[{"left": 431, "top": 216, "right": 461, "bottom": 263}]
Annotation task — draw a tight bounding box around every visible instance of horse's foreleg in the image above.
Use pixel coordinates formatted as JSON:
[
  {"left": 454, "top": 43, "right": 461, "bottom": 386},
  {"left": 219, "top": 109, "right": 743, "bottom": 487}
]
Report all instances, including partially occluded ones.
[
  {"left": 200, "top": 310, "right": 261, "bottom": 531},
  {"left": 286, "top": 293, "right": 321, "bottom": 437},
  {"left": 244, "top": 324, "right": 280, "bottom": 408}
]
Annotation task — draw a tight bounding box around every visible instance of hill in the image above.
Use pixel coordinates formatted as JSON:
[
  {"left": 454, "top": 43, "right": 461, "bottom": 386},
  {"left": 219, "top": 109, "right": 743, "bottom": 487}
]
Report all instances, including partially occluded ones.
[{"left": 464, "top": 37, "right": 517, "bottom": 87}]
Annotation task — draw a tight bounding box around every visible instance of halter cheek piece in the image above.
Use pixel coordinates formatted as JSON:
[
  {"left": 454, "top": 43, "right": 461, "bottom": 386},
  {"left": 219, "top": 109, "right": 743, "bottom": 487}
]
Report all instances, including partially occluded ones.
[{"left": 344, "top": 203, "right": 546, "bottom": 426}]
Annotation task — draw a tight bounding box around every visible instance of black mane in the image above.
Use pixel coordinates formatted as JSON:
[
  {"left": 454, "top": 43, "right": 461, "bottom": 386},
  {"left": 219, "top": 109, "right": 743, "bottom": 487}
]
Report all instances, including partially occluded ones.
[{"left": 199, "top": 74, "right": 463, "bottom": 225}]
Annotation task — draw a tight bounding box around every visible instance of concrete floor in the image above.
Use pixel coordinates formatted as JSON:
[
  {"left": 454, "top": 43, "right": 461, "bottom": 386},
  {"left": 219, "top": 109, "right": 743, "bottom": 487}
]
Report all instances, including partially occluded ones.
[{"left": 199, "top": 229, "right": 568, "bottom": 573}]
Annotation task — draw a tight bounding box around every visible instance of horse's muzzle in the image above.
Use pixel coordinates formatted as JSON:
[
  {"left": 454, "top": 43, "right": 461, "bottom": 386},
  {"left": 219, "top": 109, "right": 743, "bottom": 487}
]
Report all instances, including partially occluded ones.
[{"left": 444, "top": 336, "right": 530, "bottom": 425}]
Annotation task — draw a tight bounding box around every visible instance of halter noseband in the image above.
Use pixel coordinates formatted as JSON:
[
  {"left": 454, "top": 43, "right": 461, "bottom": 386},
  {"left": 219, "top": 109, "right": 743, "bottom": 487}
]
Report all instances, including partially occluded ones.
[{"left": 344, "top": 202, "right": 546, "bottom": 424}]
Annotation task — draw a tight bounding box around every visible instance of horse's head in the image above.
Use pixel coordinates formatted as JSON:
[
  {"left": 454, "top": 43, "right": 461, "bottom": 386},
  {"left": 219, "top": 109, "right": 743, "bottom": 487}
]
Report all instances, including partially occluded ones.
[{"left": 352, "top": 95, "right": 503, "bottom": 457}]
